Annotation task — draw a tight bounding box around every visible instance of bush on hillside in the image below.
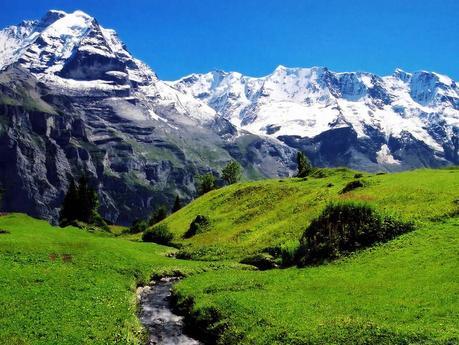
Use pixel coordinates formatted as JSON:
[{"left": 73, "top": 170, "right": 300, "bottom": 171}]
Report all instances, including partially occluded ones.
[
  {"left": 240, "top": 253, "right": 278, "bottom": 270},
  {"left": 149, "top": 205, "right": 168, "bottom": 226},
  {"left": 142, "top": 224, "right": 173, "bottom": 245},
  {"left": 280, "top": 243, "right": 300, "bottom": 267},
  {"left": 263, "top": 242, "right": 300, "bottom": 268},
  {"left": 130, "top": 219, "right": 148, "bottom": 234},
  {"left": 310, "top": 168, "right": 327, "bottom": 178},
  {"left": 297, "top": 202, "right": 414, "bottom": 266},
  {"left": 339, "top": 179, "right": 365, "bottom": 194},
  {"left": 172, "top": 195, "right": 182, "bottom": 213},
  {"left": 184, "top": 215, "right": 210, "bottom": 238}
]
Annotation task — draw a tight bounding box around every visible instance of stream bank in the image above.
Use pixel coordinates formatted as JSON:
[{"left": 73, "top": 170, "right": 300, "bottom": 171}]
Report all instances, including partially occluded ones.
[{"left": 138, "top": 277, "right": 202, "bottom": 345}]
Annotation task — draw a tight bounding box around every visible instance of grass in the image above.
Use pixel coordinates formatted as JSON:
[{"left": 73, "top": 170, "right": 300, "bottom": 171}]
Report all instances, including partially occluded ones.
[
  {"left": 174, "top": 217, "right": 459, "bottom": 344},
  {"left": 0, "top": 214, "right": 241, "bottom": 345},
  {"left": 0, "top": 167, "right": 458, "bottom": 344},
  {"left": 160, "top": 168, "right": 459, "bottom": 260}
]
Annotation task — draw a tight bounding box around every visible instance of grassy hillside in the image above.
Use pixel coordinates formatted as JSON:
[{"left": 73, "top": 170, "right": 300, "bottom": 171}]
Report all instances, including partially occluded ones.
[
  {"left": 174, "top": 217, "right": 459, "bottom": 344},
  {"left": 166, "top": 168, "right": 458, "bottom": 343},
  {"left": 0, "top": 167, "right": 457, "bottom": 344},
  {"left": 162, "top": 168, "right": 459, "bottom": 260},
  {"left": 0, "top": 214, "right": 239, "bottom": 345}
]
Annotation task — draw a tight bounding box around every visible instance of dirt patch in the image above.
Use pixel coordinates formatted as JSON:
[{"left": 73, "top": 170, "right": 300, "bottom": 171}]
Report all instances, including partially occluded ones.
[{"left": 62, "top": 254, "right": 73, "bottom": 263}]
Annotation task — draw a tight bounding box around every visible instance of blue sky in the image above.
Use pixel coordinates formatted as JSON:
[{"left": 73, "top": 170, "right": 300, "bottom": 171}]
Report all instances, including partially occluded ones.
[{"left": 1, "top": 0, "right": 458, "bottom": 80}]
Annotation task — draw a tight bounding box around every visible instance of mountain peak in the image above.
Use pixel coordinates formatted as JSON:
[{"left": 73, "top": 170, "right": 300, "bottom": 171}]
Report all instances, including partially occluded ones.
[
  {"left": 393, "top": 68, "right": 411, "bottom": 81},
  {"left": 0, "top": 9, "right": 160, "bottom": 85},
  {"left": 40, "top": 9, "right": 67, "bottom": 23}
]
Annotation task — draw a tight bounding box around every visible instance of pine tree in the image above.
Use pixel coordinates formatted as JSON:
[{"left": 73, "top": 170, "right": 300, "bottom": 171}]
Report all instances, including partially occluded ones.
[
  {"left": 296, "top": 152, "right": 313, "bottom": 178},
  {"left": 222, "top": 160, "right": 242, "bottom": 185},
  {"left": 77, "top": 175, "right": 93, "bottom": 223},
  {"left": 172, "top": 195, "right": 182, "bottom": 213},
  {"left": 59, "top": 179, "right": 79, "bottom": 226},
  {"left": 59, "top": 175, "right": 106, "bottom": 229}
]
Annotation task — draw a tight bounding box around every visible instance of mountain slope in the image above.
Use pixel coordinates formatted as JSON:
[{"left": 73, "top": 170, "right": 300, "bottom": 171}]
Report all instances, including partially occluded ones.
[
  {"left": 170, "top": 66, "right": 459, "bottom": 171},
  {"left": 159, "top": 167, "right": 459, "bottom": 260},
  {"left": 0, "top": 10, "right": 296, "bottom": 224}
]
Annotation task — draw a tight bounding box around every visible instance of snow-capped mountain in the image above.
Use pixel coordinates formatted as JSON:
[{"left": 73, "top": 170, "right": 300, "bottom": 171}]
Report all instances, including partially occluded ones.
[
  {"left": 171, "top": 66, "right": 459, "bottom": 170},
  {"left": 0, "top": 10, "right": 295, "bottom": 224},
  {"left": 0, "top": 9, "right": 457, "bottom": 224},
  {"left": 0, "top": 9, "right": 219, "bottom": 122}
]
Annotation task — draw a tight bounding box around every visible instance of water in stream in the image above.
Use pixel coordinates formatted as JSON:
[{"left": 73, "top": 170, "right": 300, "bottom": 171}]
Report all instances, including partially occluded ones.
[{"left": 138, "top": 277, "right": 202, "bottom": 345}]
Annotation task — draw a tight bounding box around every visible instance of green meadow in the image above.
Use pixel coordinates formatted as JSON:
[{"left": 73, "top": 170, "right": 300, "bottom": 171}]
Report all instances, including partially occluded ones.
[
  {"left": 174, "top": 218, "right": 459, "bottom": 344},
  {"left": 0, "top": 167, "right": 458, "bottom": 344},
  {"left": 0, "top": 214, "right": 238, "bottom": 344}
]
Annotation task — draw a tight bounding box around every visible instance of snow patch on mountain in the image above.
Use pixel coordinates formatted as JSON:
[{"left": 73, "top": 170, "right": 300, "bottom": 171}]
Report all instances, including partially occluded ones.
[
  {"left": 376, "top": 144, "right": 401, "bottom": 165},
  {"left": 170, "top": 66, "right": 459, "bottom": 156},
  {"left": 0, "top": 9, "right": 457, "bottom": 172},
  {"left": 0, "top": 10, "right": 219, "bottom": 126}
]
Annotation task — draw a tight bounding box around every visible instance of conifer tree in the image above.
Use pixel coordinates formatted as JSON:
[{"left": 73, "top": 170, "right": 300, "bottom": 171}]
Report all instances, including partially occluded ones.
[
  {"left": 296, "top": 151, "right": 313, "bottom": 178},
  {"left": 59, "top": 175, "right": 106, "bottom": 229},
  {"left": 59, "top": 179, "right": 78, "bottom": 225},
  {"left": 172, "top": 195, "right": 182, "bottom": 213}
]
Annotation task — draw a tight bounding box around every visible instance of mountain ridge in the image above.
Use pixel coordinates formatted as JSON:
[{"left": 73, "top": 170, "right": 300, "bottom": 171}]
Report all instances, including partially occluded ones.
[
  {"left": 0, "top": 9, "right": 457, "bottom": 224},
  {"left": 170, "top": 64, "right": 458, "bottom": 170},
  {"left": 0, "top": 10, "right": 296, "bottom": 224}
]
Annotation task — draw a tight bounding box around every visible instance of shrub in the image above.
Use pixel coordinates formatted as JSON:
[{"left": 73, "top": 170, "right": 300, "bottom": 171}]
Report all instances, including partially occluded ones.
[
  {"left": 142, "top": 224, "right": 173, "bottom": 245},
  {"left": 130, "top": 219, "right": 148, "bottom": 234},
  {"left": 240, "top": 253, "right": 278, "bottom": 270},
  {"left": 354, "top": 173, "right": 363, "bottom": 178},
  {"left": 280, "top": 243, "right": 300, "bottom": 267},
  {"left": 310, "top": 169, "right": 327, "bottom": 178},
  {"left": 297, "top": 202, "right": 414, "bottom": 266},
  {"left": 339, "top": 179, "right": 365, "bottom": 194},
  {"left": 184, "top": 215, "right": 210, "bottom": 238},
  {"left": 90, "top": 211, "right": 109, "bottom": 231},
  {"left": 262, "top": 242, "right": 300, "bottom": 268},
  {"left": 149, "top": 206, "right": 168, "bottom": 226}
]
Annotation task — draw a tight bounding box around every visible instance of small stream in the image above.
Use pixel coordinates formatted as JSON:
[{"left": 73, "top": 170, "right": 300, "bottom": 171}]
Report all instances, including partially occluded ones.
[{"left": 138, "top": 277, "right": 202, "bottom": 345}]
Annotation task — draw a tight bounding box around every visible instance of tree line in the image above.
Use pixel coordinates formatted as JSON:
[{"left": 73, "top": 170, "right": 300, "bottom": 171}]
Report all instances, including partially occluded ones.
[{"left": 58, "top": 153, "right": 312, "bottom": 233}]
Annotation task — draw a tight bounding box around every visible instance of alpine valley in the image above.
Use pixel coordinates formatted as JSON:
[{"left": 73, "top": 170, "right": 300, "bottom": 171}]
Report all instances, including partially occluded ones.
[{"left": 0, "top": 10, "right": 458, "bottom": 224}]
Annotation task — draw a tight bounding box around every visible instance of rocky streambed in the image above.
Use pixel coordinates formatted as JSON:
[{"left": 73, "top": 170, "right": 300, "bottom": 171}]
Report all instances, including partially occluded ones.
[{"left": 138, "top": 277, "right": 201, "bottom": 345}]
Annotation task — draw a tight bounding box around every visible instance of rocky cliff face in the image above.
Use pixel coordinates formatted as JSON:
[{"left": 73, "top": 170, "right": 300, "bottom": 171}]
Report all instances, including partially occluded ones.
[{"left": 0, "top": 11, "right": 296, "bottom": 224}]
